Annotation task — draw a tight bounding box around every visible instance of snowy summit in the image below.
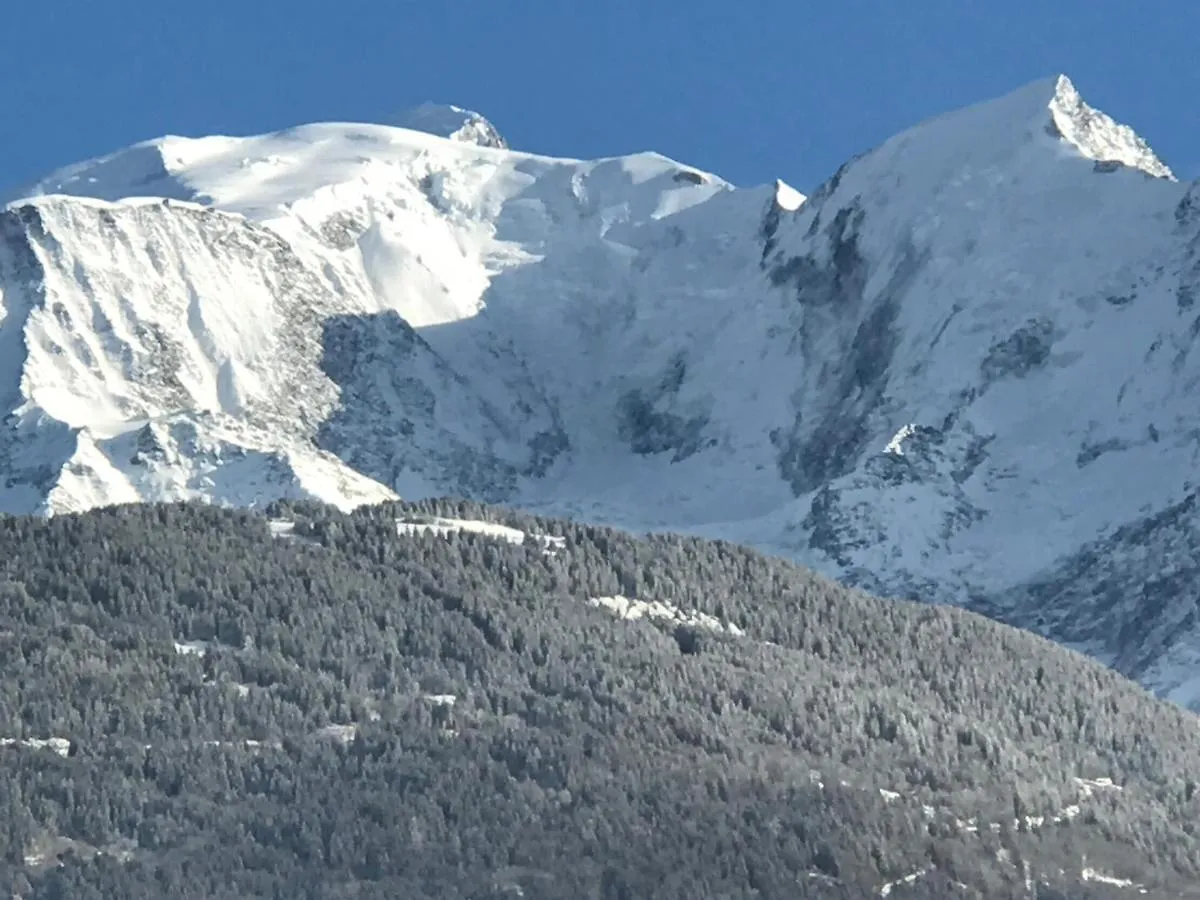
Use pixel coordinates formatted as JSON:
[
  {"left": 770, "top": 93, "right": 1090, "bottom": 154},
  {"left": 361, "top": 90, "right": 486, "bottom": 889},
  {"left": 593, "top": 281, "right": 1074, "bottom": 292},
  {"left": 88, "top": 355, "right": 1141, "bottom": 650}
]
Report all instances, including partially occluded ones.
[
  {"left": 390, "top": 102, "right": 509, "bottom": 149},
  {"left": 1047, "top": 75, "right": 1174, "bottom": 179}
]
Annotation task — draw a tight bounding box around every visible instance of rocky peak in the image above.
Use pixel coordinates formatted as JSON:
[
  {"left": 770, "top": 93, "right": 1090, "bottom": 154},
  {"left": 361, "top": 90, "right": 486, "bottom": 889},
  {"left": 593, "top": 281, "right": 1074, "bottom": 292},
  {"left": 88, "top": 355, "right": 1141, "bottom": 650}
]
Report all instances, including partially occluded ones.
[
  {"left": 390, "top": 102, "right": 508, "bottom": 149},
  {"left": 1046, "top": 75, "right": 1173, "bottom": 180}
]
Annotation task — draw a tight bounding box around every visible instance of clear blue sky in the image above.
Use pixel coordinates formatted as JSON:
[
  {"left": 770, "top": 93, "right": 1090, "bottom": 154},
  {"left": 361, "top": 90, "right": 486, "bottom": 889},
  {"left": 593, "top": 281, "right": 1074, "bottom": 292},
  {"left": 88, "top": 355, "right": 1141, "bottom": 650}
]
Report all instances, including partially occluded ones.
[{"left": 5, "top": 0, "right": 1197, "bottom": 195}]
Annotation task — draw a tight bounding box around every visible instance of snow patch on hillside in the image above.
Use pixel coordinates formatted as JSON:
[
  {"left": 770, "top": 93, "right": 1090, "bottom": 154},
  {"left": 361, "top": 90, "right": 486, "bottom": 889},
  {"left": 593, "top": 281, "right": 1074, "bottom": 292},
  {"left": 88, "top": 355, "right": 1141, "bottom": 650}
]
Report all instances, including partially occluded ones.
[
  {"left": 315, "top": 724, "right": 359, "bottom": 745},
  {"left": 397, "top": 515, "right": 566, "bottom": 552},
  {"left": 0, "top": 737, "right": 71, "bottom": 757},
  {"left": 880, "top": 868, "right": 930, "bottom": 897},
  {"left": 1080, "top": 863, "right": 1142, "bottom": 891},
  {"left": 588, "top": 595, "right": 745, "bottom": 636}
]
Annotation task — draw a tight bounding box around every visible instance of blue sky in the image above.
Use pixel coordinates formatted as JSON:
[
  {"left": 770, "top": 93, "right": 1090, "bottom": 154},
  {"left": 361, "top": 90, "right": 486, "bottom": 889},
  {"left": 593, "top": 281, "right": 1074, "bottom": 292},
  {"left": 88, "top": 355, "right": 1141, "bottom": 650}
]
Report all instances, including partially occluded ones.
[{"left": 5, "top": 0, "right": 1197, "bottom": 194}]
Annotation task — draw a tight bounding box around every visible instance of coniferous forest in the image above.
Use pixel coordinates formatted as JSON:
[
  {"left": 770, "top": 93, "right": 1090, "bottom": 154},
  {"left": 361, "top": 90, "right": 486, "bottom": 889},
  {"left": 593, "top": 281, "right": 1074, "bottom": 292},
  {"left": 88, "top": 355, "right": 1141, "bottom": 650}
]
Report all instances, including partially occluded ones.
[{"left": 1, "top": 500, "right": 1199, "bottom": 898}]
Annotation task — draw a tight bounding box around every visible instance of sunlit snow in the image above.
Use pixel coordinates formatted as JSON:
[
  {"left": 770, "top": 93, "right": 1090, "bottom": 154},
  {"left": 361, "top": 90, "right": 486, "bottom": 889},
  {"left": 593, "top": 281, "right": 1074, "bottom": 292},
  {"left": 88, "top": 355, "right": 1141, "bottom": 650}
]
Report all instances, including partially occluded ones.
[
  {"left": 588, "top": 595, "right": 745, "bottom": 636},
  {"left": 0, "top": 737, "right": 71, "bottom": 757},
  {"left": 2, "top": 73, "right": 1199, "bottom": 705},
  {"left": 396, "top": 516, "right": 566, "bottom": 552}
]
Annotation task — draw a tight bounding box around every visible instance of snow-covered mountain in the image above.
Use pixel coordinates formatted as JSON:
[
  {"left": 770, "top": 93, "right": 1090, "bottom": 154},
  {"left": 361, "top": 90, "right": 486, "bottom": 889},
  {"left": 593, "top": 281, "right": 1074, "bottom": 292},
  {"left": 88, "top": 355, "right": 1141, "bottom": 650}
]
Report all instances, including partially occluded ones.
[
  {"left": 388, "top": 102, "right": 510, "bottom": 149},
  {"left": 5, "top": 77, "right": 1200, "bottom": 706}
]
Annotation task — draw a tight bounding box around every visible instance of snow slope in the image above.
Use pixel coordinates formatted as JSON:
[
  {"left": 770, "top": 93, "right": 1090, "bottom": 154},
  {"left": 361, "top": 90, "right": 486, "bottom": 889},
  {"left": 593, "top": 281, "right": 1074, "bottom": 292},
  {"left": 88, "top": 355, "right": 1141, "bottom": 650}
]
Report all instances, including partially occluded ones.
[
  {"left": 6, "top": 74, "right": 1200, "bottom": 705},
  {"left": 4, "top": 117, "right": 732, "bottom": 513}
]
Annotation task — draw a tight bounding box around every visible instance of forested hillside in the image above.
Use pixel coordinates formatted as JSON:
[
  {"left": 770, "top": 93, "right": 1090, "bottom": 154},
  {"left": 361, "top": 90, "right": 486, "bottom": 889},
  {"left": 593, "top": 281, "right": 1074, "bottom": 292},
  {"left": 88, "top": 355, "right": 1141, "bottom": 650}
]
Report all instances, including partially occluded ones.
[{"left": 0, "top": 500, "right": 1198, "bottom": 898}]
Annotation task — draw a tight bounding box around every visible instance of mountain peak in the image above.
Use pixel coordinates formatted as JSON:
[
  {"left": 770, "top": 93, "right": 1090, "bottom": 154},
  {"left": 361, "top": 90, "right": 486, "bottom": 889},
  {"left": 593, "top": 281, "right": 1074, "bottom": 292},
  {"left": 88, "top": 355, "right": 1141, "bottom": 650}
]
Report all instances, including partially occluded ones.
[
  {"left": 802, "top": 73, "right": 1177, "bottom": 217},
  {"left": 1045, "top": 74, "right": 1173, "bottom": 180},
  {"left": 389, "top": 102, "right": 508, "bottom": 149}
]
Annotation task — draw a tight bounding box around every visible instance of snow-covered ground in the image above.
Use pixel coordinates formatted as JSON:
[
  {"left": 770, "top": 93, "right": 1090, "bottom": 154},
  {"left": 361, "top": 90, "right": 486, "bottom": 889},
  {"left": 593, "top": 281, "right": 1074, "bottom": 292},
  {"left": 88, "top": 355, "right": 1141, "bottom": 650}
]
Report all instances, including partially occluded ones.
[
  {"left": 587, "top": 595, "right": 745, "bottom": 636},
  {"left": 4, "top": 80, "right": 1200, "bottom": 703},
  {"left": 396, "top": 515, "right": 566, "bottom": 552},
  {"left": 0, "top": 737, "right": 71, "bottom": 757}
]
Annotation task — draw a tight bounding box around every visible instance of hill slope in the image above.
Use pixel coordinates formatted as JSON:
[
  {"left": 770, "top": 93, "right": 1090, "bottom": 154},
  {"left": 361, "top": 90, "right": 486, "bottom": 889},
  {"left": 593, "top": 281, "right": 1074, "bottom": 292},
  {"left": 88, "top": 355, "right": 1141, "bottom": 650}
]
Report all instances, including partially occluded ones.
[
  {"left": 2, "top": 501, "right": 1200, "bottom": 897},
  {"left": 3, "top": 75, "right": 1200, "bottom": 705}
]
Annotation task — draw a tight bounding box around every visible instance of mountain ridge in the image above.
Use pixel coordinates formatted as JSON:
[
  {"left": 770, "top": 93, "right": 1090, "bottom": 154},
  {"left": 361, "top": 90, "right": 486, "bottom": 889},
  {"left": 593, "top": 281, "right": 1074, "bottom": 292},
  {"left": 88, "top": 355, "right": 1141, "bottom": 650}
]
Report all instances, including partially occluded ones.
[{"left": 4, "top": 75, "right": 1200, "bottom": 708}]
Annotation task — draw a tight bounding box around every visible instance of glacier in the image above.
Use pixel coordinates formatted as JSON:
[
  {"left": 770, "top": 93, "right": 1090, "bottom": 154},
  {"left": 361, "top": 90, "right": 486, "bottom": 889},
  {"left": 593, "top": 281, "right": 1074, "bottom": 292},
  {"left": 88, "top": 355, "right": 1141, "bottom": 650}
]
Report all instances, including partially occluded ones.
[{"left": 5, "top": 78, "right": 1200, "bottom": 706}]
